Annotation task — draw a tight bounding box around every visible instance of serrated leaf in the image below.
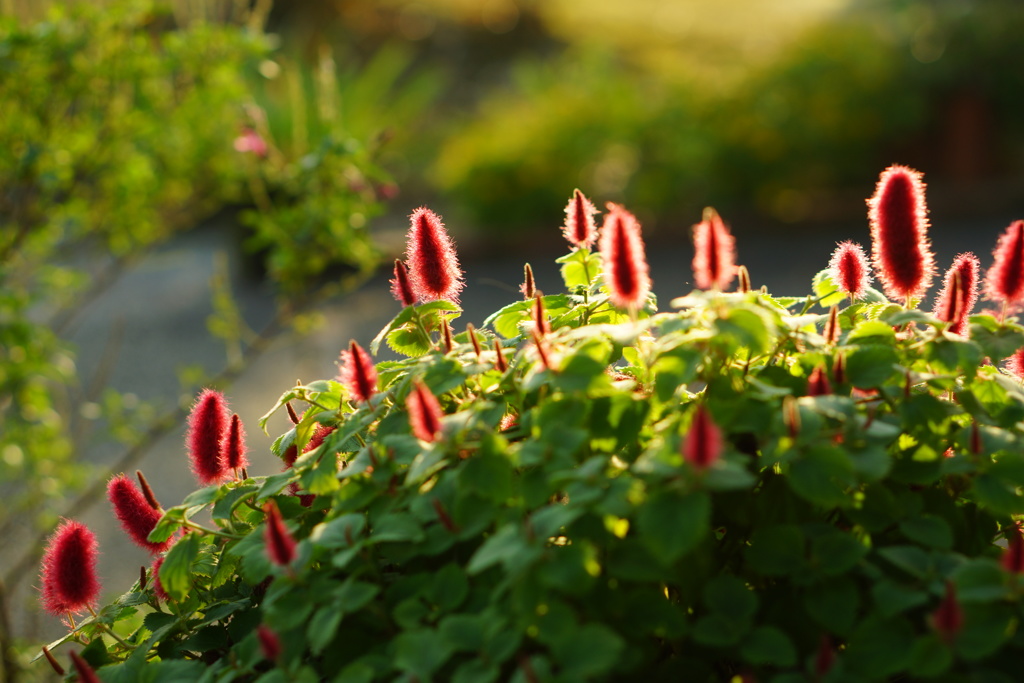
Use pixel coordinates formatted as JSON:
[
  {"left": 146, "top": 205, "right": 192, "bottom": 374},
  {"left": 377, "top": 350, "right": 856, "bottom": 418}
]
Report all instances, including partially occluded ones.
[{"left": 160, "top": 533, "right": 201, "bottom": 600}]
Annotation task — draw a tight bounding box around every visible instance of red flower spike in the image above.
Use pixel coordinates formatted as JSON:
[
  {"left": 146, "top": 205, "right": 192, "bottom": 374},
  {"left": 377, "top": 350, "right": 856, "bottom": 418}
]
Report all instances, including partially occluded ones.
[
  {"left": 930, "top": 581, "right": 963, "bottom": 643},
  {"left": 532, "top": 295, "right": 551, "bottom": 336},
  {"left": 303, "top": 423, "right": 336, "bottom": 455},
  {"left": 258, "top": 624, "right": 282, "bottom": 662},
  {"left": 521, "top": 263, "right": 536, "bottom": 300},
  {"left": 682, "top": 404, "right": 723, "bottom": 469},
  {"left": 69, "top": 651, "right": 101, "bottom": 683},
  {"left": 407, "top": 380, "right": 444, "bottom": 442},
  {"left": 186, "top": 389, "right": 230, "bottom": 485},
  {"left": 404, "top": 206, "right": 464, "bottom": 303},
  {"left": 1006, "top": 347, "right": 1024, "bottom": 379},
  {"left": 807, "top": 366, "right": 832, "bottom": 397},
  {"left": 933, "top": 253, "right": 980, "bottom": 336},
  {"left": 600, "top": 203, "right": 651, "bottom": 310},
  {"left": 984, "top": 220, "right": 1024, "bottom": 311},
  {"left": 823, "top": 304, "right": 840, "bottom": 345},
  {"left": 868, "top": 165, "right": 935, "bottom": 303},
  {"left": 784, "top": 396, "right": 801, "bottom": 439},
  {"left": 139, "top": 565, "right": 148, "bottom": 591},
  {"left": 136, "top": 470, "right": 161, "bottom": 510},
  {"left": 532, "top": 329, "right": 554, "bottom": 371},
  {"left": 970, "top": 421, "right": 983, "bottom": 455},
  {"left": 151, "top": 557, "right": 169, "bottom": 602},
  {"left": 493, "top": 339, "right": 509, "bottom": 373},
  {"left": 833, "top": 353, "right": 846, "bottom": 385},
  {"left": 42, "top": 646, "right": 65, "bottom": 676},
  {"left": 339, "top": 340, "right": 377, "bottom": 403},
  {"left": 282, "top": 443, "right": 298, "bottom": 467},
  {"left": 829, "top": 240, "right": 871, "bottom": 299},
  {"left": 263, "top": 500, "right": 297, "bottom": 567},
  {"left": 467, "top": 323, "right": 482, "bottom": 358},
  {"left": 39, "top": 519, "right": 100, "bottom": 618},
  {"left": 692, "top": 207, "right": 737, "bottom": 291},
  {"left": 563, "top": 188, "right": 599, "bottom": 249},
  {"left": 1002, "top": 526, "right": 1024, "bottom": 574},
  {"left": 390, "top": 259, "right": 416, "bottom": 307},
  {"left": 737, "top": 265, "right": 751, "bottom": 293},
  {"left": 107, "top": 475, "right": 170, "bottom": 554},
  {"left": 223, "top": 413, "right": 249, "bottom": 472},
  {"left": 814, "top": 634, "right": 835, "bottom": 680}
]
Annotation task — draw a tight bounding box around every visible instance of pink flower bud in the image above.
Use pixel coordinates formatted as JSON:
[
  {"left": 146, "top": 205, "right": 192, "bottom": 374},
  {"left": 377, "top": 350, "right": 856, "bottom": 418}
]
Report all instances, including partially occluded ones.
[
  {"left": 233, "top": 127, "right": 267, "bottom": 158},
  {"left": 39, "top": 519, "right": 100, "bottom": 618},
  {"left": 405, "top": 207, "right": 464, "bottom": 304},
  {"left": 600, "top": 203, "right": 651, "bottom": 310},
  {"left": 868, "top": 165, "right": 935, "bottom": 303},
  {"left": 69, "top": 651, "right": 101, "bottom": 683},
  {"left": 263, "top": 500, "right": 297, "bottom": 567},
  {"left": 1001, "top": 526, "right": 1024, "bottom": 574},
  {"left": 532, "top": 295, "right": 551, "bottom": 336},
  {"left": 223, "top": 413, "right": 249, "bottom": 471},
  {"left": 339, "top": 340, "right": 377, "bottom": 403},
  {"left": 186, "top": 389, "right": 230, "bottom": 485},
  {"left": 390, "top": 259, "right": 416, "bottom": 307},
  {"left": 933, "top": 253, "right": 979, "bottom": 336},
  {"left": 406, "top": 380, "right": 444, "bottom": 442},
  {"left": 521, "top": 263, "right": 536, "bottom": 300},
  {"left": 151, "top": 556, "right": 169, "bottom": 602},
  {"left": 682, "top": 404, "right": 723, "bottom": 469},
  {"left": 984, "top": 220, "right": 1024, "bottom": 310},
  {"left": 807, "top": 366, "right": 832, "bottom": 396},
  {"left": 829, "top": 240, "right": 870, "bottom": 299},
  {"left": 930, "top": 581, "right": 963, "bottom": 643},
  {"left": 692, "top": 207, "right": 737, "bottom": 291},
  {"left": 1006, "top": 347, "right": 1024, "bottom": 379},
  {"left": 562, "top": 189, "right": 598, "bottom": 249},
  {"left": 258, "top": 624, "right": 282, "bottom": 662},
  {"left": 107, "top": 475, "right": 170, "bottom": 554}
]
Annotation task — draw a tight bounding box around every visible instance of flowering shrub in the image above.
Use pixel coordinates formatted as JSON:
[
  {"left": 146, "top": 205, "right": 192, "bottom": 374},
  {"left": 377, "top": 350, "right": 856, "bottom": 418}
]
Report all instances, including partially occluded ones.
[{"left": 35, "top": 169, "right": 1024, "bottom": 682}]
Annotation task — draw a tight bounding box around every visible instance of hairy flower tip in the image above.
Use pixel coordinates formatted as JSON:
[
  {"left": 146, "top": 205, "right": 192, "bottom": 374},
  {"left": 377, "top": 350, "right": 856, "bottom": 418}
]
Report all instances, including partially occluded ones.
[
  {"left": 562, "top": 188, "right": 599, "bottom": 249},
  {"left": 829, "top": 240, "right": 871, "bottom": 299},
  {"left": 406, "top": 380, "right": 444, "bottom": 442},
  {"left": 339, "top": 340, "right": 377, "bottom": 403},
  {"left": 302, "top": 423, "right": 336, "bottom": 454},
  {"left": 1006, "top": 347, "right": 1024, "bottom": 379},
  {"left": 933, "top": 253, "right": 980, "bottom": 336},
  {"left": 1002, "top": 525, "right": 1024, "bottom": 574},
  {"left": 390, "top": 259, "right": 416, "bottom": 307},
  {"left": 532, "top": 294, "right": 551, "bottom": 336},
  {"left": 69, "top": 651, "right": 101, "bottom": 683},
  {"left": 520, "top": 263, "right": 536, "bottom": 300},
  {"left": 600, "top": 203, "right": 651, "bottom": 310},
  {"left": 222, "top": 413, "right": 249, "bottom": 471},
  {"left": 107, "top": 475, "right": 170, "bottom": 554},
  {"left": 807, "top": 366, "right": 832, "bottom": 397},
  {"left": 405, "top": 206, "right": 465, "bottom": 303},
  {"left": 682, "top": 404, "right": 723, "bottom": 469},
  {"left": 692, "top": 207, "right": 737, "bottom": 291},
  {"left": 263, "top": 500, "right": 297, "bottom": 567},
  {"left": 258, "top": 624, "right": 282, "bottom": 662},
  {"left": 930, "top": 580, "right": 963, "bottom": 643},
  {"left": 186, "top": 389, "right": 230, "bottom": 485},
  {"left": 868, "top": 165, "right": 935, "bottom": 302},
  {"left": 151, "top": 557, "right": 169, "bottom": 602},
  {"left": 984, "top": 220, "right": 1024, "bottom": 307},
  {"left": 39, "top": 519, "right": 101, "bottom": 617}
]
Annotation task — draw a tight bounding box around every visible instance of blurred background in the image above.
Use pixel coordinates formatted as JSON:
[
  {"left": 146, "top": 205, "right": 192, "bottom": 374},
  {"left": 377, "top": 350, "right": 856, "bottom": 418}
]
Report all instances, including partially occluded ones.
[{"left": 2, "top": 0, "right": 1024, "bottom": 678}]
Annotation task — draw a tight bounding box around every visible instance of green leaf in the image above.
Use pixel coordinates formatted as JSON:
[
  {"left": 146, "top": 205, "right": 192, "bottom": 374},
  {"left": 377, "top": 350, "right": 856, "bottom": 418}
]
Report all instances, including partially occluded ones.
[
  {"left": 393, "top": 629, "right": 453, "bottom": 678},
  {"left": 148, "top": 505, "right": 187, "bottom": 544},
  {"left": 483, "top": 294, "right": 573, "bottom": 339},
  {"left": 370, "top": 512, "right": 424, "bottom": 544},
  {"left": 788, "top": 446, "right": 854, "bottom": 508},
  {"left": 871, "top": 579, "right": 928, "bottom": 618},
  {"left": 812, "top": 269, "right": 849, "bottom": 308},
  {"left": 211, "top": 482, "right": 259, "bottom": 521},
  {"left": 452, "top": 660, "right": 500, "bottom": 683},
  {"left": 972, "top": 473, "right": 1024, "bottom": 516},
  {"left": 811, "top": 530, "right": 867, "bottom": 575},
  {"left": 307, "top": 604, "right": 343, "bottom": 656},
  {"left": 805, "top": 579, "right": 859, "bottom": 636},
  {"left": 460, "top": 451, "right": 513, "bottom": 500},
  {"left": 704, "top": 576, "right": 758, "bottom": 621},
  {"left": 550, "top": 623, "right": 624, "bottom": 680},
  {"left": 845, "top": 344, "right": 900, "bottom": 388},
  {"left": 899, "top": 514, "right": 953, "bottom": 550},
  {"left": 430, "top": 564, "right": 469, "bottom": 611},
  {"left": 845, "top": 615, "right": 914, "bottom": 678},
  {"left": 746, "top": 525, "right": 804, "bottom": 576},
  {"left": 385, "top": 323, "right": 433, "bottom": 357},
  {"left": 636, "top": 491, "right": 710, "bottom": 564},
  {"left": 159, "top": 533, "right": 201, "bottom": 600},
  {"left": 740, "top": 626, "right": 797, "bottom": 667},
  {"left": 310, "top": 514, "right": 366, "bottom": 549},
  {"left": 335, "top": 577, "right": 380, "bottom": 613},
  {"left": 847, "top": 320, "right": 896, "bottom": 344}
]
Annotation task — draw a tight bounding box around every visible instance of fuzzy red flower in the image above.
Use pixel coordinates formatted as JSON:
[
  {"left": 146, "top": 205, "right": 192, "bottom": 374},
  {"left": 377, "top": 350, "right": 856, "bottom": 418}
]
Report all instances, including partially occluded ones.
[
  {"left": 829, "top": 241, "right": 870, "bottom": 299},
  {"left": 263, "top": 500, "right": 297, "bottom": 567},
  {"left": 807, "top": 366, "right": 832, "bottom": 396},
  {"left": 984, "top": 220, "right": 1024, "bottom": 309},
  {"left": 1006, "top": 347, "right": 1024, "bottom": 379},
  {"left": 600, "top": 203, "right": 651, "bottom": 310},
  {"left": 682, "top": 404, "right": 723, "bottom": 469},
  {"left": 107, "top": 475, "right": 170, "bottom": 554},
  {"left": 405, "top": 207, "right": 464, "bottom": 303},
  {"left": 186, "top": 389, "right": 230, "bottom": 485},
  {"left": 303, "top": 423, "right": 336, "bottom": 454},
  {"left": 692, "top": 207, "right": 737, "bottom": 291},
  {"left": 868, "top": 165, "right": 935, "bottom": 302},
  {"left": 1002, "top": 526, "right": 1024, "bottom": 574},
  {"left": 39, "top": 519, "right": 101, "bottom": 617},
  {"left": 222, "top": 413, "right": 249, "bottom": 471},
  {"left": 339, "top": 340, "right": 377, "bottom": 403},
  {"left": 563, "top": 189, "right": 599, "bottom": 249},
  {"left": 930, "top": 580, "right": 963, "bottom": 643},
  {"left": 406, "top": 380, "right": 443, "bottom": 442},
  {"left": 258, "top": 624, "right": 282, "bottom": 662},
  {"left": 69, "top": 651, "right": 101, "bottom": 683},
  {"left": 933, "top": 253, "right": 980, "bottom": 336},
  {"left": 151, "top": 557, "right": 169, "bottom": 602},
  {"left": 390, "top": 259, "right": 416, "bottom": 307}
]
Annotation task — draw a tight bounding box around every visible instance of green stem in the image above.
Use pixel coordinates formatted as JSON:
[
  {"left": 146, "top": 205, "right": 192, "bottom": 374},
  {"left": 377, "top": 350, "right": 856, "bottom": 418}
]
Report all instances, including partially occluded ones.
[{"left": 184, "top": 520, "right": 243, "bottom": 540}]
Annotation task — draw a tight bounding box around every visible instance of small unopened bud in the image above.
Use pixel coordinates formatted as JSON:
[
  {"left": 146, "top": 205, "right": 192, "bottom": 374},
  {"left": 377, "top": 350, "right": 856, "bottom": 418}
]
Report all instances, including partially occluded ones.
[
  {"left": 930, "top": 581, "right": 963, "bottom": 643},
  {"left": 441, "top": 318, "right": 454, "bottom": 354},
  {"left": 807, "top": 366, "right": 832, "bottom": 396},
  {"left": 814, "top": 634, "right": 835, "bottom": 680},
  {"left": 257, "top": 624, "right": 282, "bottom": 662},
  {"left": 970, "top": 421, "right": 983, "bottom": 455},
  {"left": 783, "top": 396, "right": 801, "bottom": 439},
  {"left": 139, "top": 565, "right": 148, "bottom": 591},
  {"left": 521, "top": 263, "right": 536, "bottom": 300},
  {"left": 432, "top": 498, "right": 459, "bottom": 533},
  {"left": 135, "top": 470, "right": 161, "bottom": 511},
  {"left": 532, "top": 294, "right": 551, "bottom": 336},
  {"left": 1002, "top": 525, "right": 1024, "bottom": 574},
  {"left": 833, "top": 353, "right": 846, "bottom": 385},
  {"left": 823, "top": 304, "right": 840, "bottom": 345},
  {"left": 493, "top": 339, "right": 509, "bottom": 373},
  {"left": 467, "top": 323, "right": 482, "bottom": 358},
  {"left": 285, "top": 401, "right": 300, "bottom": 424},
  {"left": 532, "top": 329, "right": 554, "bottom": 371},
  {"left": 737, "top": 265, "right": 751, "bottom": 293},
  {"left": 69, "top": 651, "right": 100, "bottom": 683},
  {"left": 42, "top": 646, "right": 65, "bottom": 676},
  {"left": 681, "top": 404, "right": 722, "bottom": 469}
]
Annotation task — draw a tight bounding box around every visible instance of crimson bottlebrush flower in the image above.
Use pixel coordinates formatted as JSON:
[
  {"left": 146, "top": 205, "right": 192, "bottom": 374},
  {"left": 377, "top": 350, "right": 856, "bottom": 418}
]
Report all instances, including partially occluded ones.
[
  {"left": 303, "top": 423, "right": 336, "bottom": 454},
  {"left": 1006, "top": 347, "right": 1024, "bottom": 379},
  {"left": 807, "top": 366, "right": 832, "bottom": 396},
  {"left": 493, "top": 339, "right": 509, "bottom": 373},
  {"left": 222, "top": 413, "right": 249, "bottom": 472},
  {"left": 258, "top": 624, "right": 282, "bottom": 662},
  {"left": 151, "top": 556, "right": 169, "bottom": 602},
  {"left": 263, "top": 500, "right": 297, "bottom": 567},
  {"left": 405, "top": 206, "right": 464, "bottom": 303},
  {"left": 69, "top": 651, "right": 101, "bottom": 683},
  {"left": 930, "top": 581, "right": 963, "bottom": 643},
  {"left": 682, "top": 404, "right": 723, "bottom": 469},
  {"left": 562, "top": 188, "right": 599, "bottom": 249},
  {"left": 599, "top": 203, "right": 651, "bottom": 310},
  {"left": 521, "top": 263, "right": 536, "bottom": 300},
  {"left": 829, "top": 240, "right": 871, "bottom": 299},
  {"left": 933, "top": 253, "right": 980, "bottom": 336},
  {"left": 867, "top": 165, "right": 935, "bottom": 303},
  {"left": 39, "top": 519, "right": 100, "bottom": 617},
  {"left": 984, "top": 220, "right": 1024, "bottom": 310},
  {"left": 186, "top": 389, "right": 230, "bottom": 485},
  {"left": 339, "top": 340, "right": 377, "bottom": 403},
  {"left": 1001, "top": 526, "right": 1024, "bottom": 574},
  {"left": 692, "top": 207, "right": 737, "bottom": 291},
  {"left": 390, "top": 259, "right": 416, "bottom": 307},
  {"left": 833, "top": 353, "right": 847, "bottom": 385},
  {"left": 532, "top": 295, "right": 551, "bottom": 336},
  {"left": 407, "top": 380, "right": 444, "bottom": 442},
  {"left": 107, "top": 475, "right": 170, "bottom": 554}
]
